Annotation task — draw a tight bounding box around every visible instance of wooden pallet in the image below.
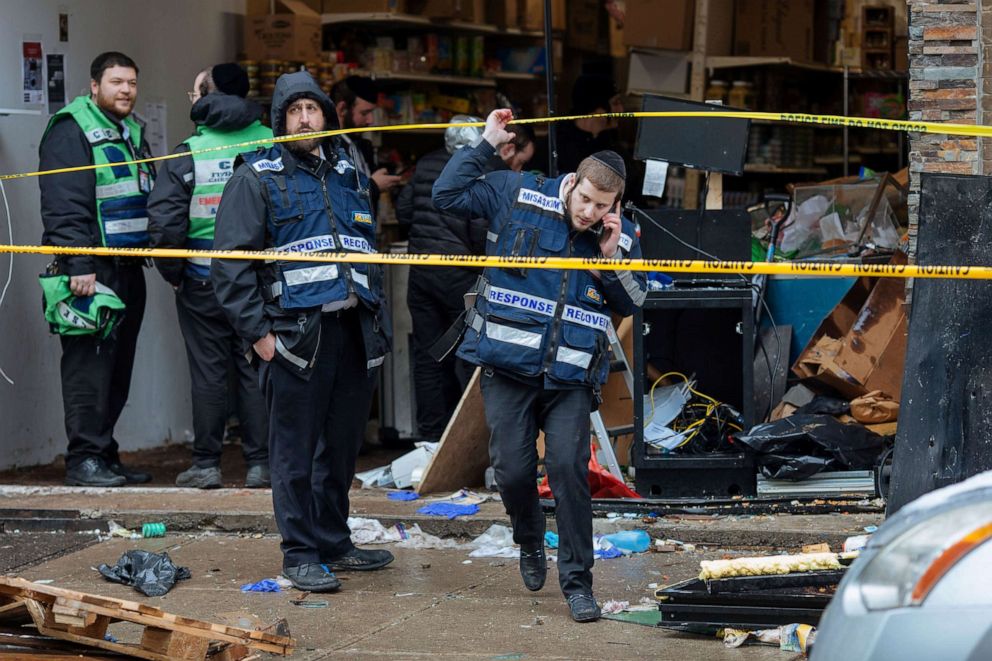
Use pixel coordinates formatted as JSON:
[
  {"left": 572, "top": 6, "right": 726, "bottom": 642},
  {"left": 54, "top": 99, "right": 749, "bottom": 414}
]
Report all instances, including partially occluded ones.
[{"left": 0, "top": 578, "right": 293, "bottom": 660}]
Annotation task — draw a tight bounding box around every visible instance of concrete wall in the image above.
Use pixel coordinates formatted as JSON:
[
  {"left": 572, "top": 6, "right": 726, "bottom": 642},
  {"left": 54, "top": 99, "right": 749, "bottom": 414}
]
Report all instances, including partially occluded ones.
[{"left": 0, "top": 0, "right": 245, "bottom": 468}]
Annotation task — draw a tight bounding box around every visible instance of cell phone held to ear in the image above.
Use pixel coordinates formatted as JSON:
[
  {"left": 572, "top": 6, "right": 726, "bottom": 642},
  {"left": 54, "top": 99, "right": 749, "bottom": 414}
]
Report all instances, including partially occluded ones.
[{"left": 592, "top": 200, "right": 622, "bottom": 235}]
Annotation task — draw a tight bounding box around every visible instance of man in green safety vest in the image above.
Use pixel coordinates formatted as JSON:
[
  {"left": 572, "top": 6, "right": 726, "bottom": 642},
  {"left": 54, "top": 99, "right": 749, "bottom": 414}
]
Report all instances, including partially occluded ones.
[
  {"left": 39, "top": 51, "right": 154, "bottom": 487},
  {"left": 147, "top": 64, "right": 273, "bottom": 489}
]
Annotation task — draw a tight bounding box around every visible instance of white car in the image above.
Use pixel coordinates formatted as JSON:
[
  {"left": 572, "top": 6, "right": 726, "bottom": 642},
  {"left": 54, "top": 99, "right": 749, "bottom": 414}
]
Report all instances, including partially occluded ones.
[{"left": 813, "top": 471, "right": 992, "bottom": 660}]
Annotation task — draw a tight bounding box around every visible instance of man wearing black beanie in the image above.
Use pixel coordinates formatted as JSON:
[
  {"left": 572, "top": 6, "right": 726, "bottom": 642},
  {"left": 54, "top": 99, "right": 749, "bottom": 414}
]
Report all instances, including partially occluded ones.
[
  {"left": 433, "top": 109, "right": 647, "bottom": 623},
  {"left": 330, "top": 76, "right": 401, "bottom": 210},
  {"left": 147, "top": 63, "right": 272, "bottom": 489}
]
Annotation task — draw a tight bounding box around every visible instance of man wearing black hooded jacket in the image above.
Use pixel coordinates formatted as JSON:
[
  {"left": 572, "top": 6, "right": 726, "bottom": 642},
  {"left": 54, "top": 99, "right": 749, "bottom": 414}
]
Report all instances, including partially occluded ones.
[
  {"left": 211, "top": 72, "right": 393, "bottom": 593},
  {"left": 395, "top": 121, "right": 534, "bottom": 441},
  {"left": 147, "top": 63, "right": 272, "bottom": 489}
]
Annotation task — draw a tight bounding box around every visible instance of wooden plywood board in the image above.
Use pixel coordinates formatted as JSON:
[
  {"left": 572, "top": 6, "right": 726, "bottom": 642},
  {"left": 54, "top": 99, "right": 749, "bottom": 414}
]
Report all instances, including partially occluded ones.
[
  {"left": 598, "top": 316, "right": 635, "bottom": 429},
  {"left": 416, "top": 367, "right": 491, "bottom": 494}
]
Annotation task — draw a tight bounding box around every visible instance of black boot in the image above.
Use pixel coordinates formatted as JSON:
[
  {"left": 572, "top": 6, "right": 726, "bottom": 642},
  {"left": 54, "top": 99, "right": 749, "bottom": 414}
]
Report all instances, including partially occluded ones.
[
  {"left": 567, "top": 593, "right": 601, "bottom": 623},
  {"left": 322, "top": 547, "right": 394, "bottom": 572},
  {"left": 107, "top": 461, "right": 152, "bottom": 484},
  {"left": 65, "top": 458, "right": 126, "bottom": 487},
  {"left": 519, "top": 545, "right": 547, "bottom": 591},
  {"left": 282, "top": 563, "right": 341, "bottom": 592}
]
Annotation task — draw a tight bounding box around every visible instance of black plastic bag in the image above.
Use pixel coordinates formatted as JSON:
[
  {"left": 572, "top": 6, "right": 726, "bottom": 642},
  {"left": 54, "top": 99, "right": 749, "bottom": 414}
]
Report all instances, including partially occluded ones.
[
  {"left": 794, "top": 395, "right": 850, "bottom": 417},
  {"left": 734, "top": 414, "right": 885, "bottom": 481},
  {"left": 98, "top": 550, "right": 192, "bottom": 597}
]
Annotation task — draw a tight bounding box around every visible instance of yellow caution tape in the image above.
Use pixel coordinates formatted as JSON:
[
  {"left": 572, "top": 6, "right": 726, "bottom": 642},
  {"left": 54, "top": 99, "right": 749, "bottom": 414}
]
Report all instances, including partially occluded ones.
[
  {"left": 0, "top": 109, "right": 970, "bottom": 182},
  {"left": 0, "top": 244, "right": 982, "bottom": 280}
]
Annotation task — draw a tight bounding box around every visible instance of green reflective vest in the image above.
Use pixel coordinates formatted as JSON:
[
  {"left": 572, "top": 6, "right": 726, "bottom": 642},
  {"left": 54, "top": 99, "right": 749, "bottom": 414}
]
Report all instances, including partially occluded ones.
[
  {"left": 183, "top": 122, "right": 273, "bottom": 278},
  {"left": 44, "top": 95, "right": 152, "bottom": 247}
]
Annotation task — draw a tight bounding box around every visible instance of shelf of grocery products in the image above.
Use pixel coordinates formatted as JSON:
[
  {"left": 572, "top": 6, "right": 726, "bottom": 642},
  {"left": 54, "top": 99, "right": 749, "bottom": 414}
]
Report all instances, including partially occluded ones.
[
  {"left": 743, "top": 164, "right": 829, "bottom": 175},
  {"left": 321, "top": 12, "right": 545, "bottom": 38},
  {"left": 814, "top": 155, "right": 862, "bottom": 166},
  {"left": 706, "top": 56, "right": 844, "bottom": 73},
  {"left": 489, "top": 71, "right": 542, "bottom": 81},
  {"left": 354, "top": 69, "right": 496, "bottom": 87},
  {"left": 705, "top": 56, "right": 908, "bottom": 78}
]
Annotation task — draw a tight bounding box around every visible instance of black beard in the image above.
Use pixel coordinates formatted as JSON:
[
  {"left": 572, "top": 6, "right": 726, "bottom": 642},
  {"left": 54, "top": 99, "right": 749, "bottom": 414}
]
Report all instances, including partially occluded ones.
[{"left": 286, "top": 134, "right": 321, "bottom": 154}]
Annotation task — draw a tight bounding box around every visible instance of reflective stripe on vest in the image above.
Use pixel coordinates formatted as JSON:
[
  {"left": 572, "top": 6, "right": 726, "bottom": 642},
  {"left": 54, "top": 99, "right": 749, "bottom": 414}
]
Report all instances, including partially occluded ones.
[
  {"left": 485, "top": 321, "right": 542, "bottom": 350},
  {"left": 47, "top": 95, "right": 150, "bottom": 248},
  {"left": 244, "top": 144, "right": 380, "bottom": 311}
]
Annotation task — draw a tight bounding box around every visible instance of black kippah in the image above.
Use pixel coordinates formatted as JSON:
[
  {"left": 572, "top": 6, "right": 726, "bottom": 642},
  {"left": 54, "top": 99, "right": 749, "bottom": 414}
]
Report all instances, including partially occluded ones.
[
  {"left": 345, "top": 75, "right": 379, "bottom": 104},
  {"left": 588, "top": 150, "right": 626, "bottom": 179},
  {"left": 212, "top": 63, "right": 249, "bottom": 98}
]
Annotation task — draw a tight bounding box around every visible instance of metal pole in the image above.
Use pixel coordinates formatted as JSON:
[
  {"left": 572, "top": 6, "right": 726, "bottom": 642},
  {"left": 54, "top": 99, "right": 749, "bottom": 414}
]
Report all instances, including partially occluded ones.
[
  {"left": 543, "top": 0, "right": 558, "bottom": 177},
  {"left": 843, "top": 65, "right": 850, "bottom": 177}
]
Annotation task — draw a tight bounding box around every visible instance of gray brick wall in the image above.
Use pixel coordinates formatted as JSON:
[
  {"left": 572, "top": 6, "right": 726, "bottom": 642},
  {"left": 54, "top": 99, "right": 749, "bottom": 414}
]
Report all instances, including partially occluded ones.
[{"left": 908, "top": 1, "right": 984, "bottom": 266}]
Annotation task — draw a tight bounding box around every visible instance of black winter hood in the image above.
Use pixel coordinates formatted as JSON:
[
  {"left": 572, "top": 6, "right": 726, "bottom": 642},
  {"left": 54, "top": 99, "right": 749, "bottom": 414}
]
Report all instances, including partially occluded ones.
[
  {"left": 190, "top": 93, "right": 263, "bottom": 132},
  {"left": 270, "top": 72, "right": 337, "bottom": 138}
]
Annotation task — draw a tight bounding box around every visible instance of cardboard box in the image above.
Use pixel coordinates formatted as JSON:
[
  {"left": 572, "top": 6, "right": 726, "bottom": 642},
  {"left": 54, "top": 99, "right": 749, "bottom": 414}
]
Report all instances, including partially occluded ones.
[
  {"left": 626, "top": 48, "right": 690, "bottom": 95},
  {"left": 245, "top": 0, "right": 322, "bottom": 61},
  {"left": 322, "top": 0, "right": 404, "bottom": 12},
  {"left": 486, "top": 0, "right": 518, "bottom": 27},
  {"left": 568, "top": 0, "right": 601, "bottom": 52},
  {"left": 248, "top": 0, "right": 321, "bottom": 14},
  {"left": 517, "top": 0, "right": 565, "bottom": 31},
  {"left": 734, "top": 0, "right": 814, "bottom": 63},
  {"left": 624, "top": 0, "right": 693, "bottom": 51},
  {"left": 406, "top": 0, "right": 458, "bottom": 17},
  {"left": 460, "top": 0, "right": 485, "bottom": 22},
  {"left": 792, "top": 253, "right": 908, "bottom": 401},
  {"left": 704, "top": 0, "right": 734, "bottom": 56}
]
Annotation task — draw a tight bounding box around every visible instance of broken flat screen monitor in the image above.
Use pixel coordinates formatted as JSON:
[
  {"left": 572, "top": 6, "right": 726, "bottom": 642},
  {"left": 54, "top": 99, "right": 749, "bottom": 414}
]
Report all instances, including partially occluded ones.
[{"left": 634, "top": 94, "right": 750, "bottom": 176}]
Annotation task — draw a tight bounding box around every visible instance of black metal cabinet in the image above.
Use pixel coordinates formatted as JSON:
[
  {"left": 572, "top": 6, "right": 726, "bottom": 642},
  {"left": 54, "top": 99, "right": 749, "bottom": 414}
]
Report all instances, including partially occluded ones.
[{"left": 633, "top": 288, "right": 757, "bottom": 498}]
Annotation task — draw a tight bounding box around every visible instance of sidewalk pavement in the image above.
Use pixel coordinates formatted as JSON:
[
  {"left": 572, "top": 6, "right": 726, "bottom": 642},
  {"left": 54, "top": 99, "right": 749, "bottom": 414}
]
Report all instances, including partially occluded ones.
[{"left": 13, "top": 532, "right": 800, "bottom": 660}]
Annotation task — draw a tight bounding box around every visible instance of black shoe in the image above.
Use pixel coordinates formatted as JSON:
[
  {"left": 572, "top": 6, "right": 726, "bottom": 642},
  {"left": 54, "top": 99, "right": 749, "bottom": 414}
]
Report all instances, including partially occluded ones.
[
  {"left": 65, "top": 458, "right": 126, "bottom": 487},
  {"left": 322, "top": 547, "right": 394, "bottom": 572},
  {"left": 175, "top": 465, "right": 222, "bottom": 489},
  {"left": 519, "top": 546, "right": 547, "bottom": 591},
  {"left": 245, "top": 463, "right": 270, "bottom": 488},
  {"left": 282, "top": 563, "right": 341, "bottom": 593},
  {"left": 567, "top": 593, "right": 602, "bottom": 623},
  {"left": 107, "top": 461, "right": 152, "bottom": 484}
]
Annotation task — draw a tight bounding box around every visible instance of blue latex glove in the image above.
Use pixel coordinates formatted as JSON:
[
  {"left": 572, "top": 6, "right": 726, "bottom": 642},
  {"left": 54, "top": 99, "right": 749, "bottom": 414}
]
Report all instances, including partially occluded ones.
[
  {"left": 416, "top": 503, "right": 480, "bottom": 519},
  {"left": 388, "top": 491, "right": 421, "bottom": 501},
  {"left": 240, "top": 578, "right": 281, "bottom": 592},
  {"left": 594, "top": 547, "right": 624, "bottom": 560}
]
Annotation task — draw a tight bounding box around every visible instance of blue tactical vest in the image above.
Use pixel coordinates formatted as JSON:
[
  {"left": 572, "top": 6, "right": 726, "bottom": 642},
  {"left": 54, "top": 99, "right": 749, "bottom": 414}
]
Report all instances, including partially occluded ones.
[
  {"left": 457, "top": 173, "right": 613, "bottom": 387},
  {"left": 243, "top": 144, "right": 380, "bottom": 311}
]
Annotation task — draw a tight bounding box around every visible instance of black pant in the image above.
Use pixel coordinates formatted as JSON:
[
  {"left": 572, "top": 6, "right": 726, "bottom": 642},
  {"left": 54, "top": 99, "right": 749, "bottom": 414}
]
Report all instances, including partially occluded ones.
[
  {"left": 175, "top": 278, "right": 268, "bottom": 468},
  {"left": 408, "top": 266, "right": 476, "bottom": 439},
  {"left": 60, "top": 262, "right": 146, "bottom": 469},
  {"left": 480, "top": 370, "right": 594, "bottom": 596},
  {"left": 262, "top": 310, "right": 378, "bottom": 568}
]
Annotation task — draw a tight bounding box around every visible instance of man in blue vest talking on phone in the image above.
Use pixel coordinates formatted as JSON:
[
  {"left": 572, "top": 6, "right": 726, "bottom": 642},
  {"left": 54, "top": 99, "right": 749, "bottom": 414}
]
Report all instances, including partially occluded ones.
[{"left": 433, "top": 109, "right": 647, "bottom": 622}]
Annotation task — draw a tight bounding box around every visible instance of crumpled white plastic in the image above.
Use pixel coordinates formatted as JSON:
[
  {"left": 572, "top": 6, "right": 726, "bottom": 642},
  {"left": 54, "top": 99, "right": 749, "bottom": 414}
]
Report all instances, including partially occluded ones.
[
  {"left": 468, "top": 524, "right": 519, "bottom": 558},
  {"left": 348, "top": 517, "right": 466, "bottom": 550}
]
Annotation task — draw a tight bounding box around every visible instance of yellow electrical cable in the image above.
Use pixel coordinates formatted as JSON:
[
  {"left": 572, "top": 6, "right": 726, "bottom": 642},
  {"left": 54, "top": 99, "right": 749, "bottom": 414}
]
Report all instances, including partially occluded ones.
[{"left": 646, "top": 371, "right": 690, "bottom": 425}]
